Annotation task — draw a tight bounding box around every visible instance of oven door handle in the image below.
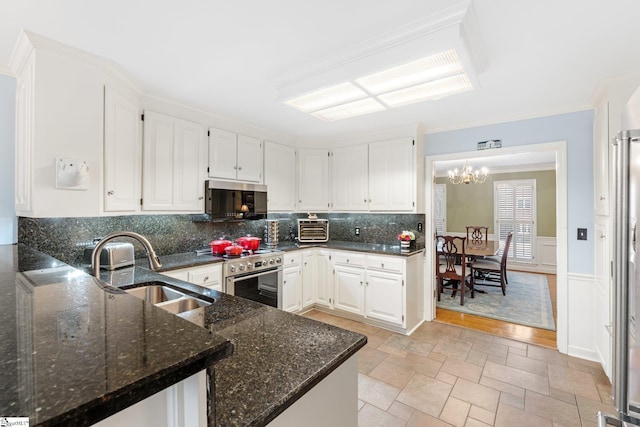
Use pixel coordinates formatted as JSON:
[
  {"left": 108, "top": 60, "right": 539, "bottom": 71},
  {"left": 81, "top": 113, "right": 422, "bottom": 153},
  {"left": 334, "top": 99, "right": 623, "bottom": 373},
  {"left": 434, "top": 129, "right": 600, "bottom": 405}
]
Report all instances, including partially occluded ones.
[{"left": 227, "top": 268, "right": 282, "bottom": 282}]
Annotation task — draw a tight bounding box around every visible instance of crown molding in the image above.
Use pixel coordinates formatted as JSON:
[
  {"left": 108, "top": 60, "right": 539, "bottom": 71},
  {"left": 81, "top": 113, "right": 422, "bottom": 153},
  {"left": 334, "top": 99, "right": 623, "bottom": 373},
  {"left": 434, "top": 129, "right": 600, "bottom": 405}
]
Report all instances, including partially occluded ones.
[
  {"left": 424, "top": 103, "right": 593, "bottom": 135},
  {"left": 0, "top": 64, "right": 14, "bottom": 77}
]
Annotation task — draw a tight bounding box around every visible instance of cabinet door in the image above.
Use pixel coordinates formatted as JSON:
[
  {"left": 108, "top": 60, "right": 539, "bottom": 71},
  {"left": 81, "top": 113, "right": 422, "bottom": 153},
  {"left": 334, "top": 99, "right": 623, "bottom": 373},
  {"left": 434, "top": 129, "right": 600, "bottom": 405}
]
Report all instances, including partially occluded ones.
[
  {"left": 173, "top": 119, "right": 206, "bottom": 210},
  {"left": 237, "top": 134, "right": 263, "bottom": 182},
  {"left": 594, "top": 219, "right": 612, "bottom": 378},
  {"left": 264, "top": 141, "right": 296, "bottom": 211},
  {"left": 142, "top": 111, "right": 205, "bottom": 211},
  {"left": 104, "top": 86, "right": 140, "bottom": 212},
  {"left": 302, "top": 252, "right": 316, "bottom": 309},
  {"left": 365, "top": 270, "right": 404, "bottom": 326},
  {"left": 334, "top": 265, "right": 364, "bottom": 315},
  {"left": 332, "top": 145, "right": 368, "bottom": 211},
  {"left": 298, "top": 149, "right": 329, "bottom": 211},
  {"left": 369, "top": 138, "right": 414, "bottom": 211},
  {"left": 14, "top": 52, "right": 35, "bottom": 214},
  {"left": 283, "top": 266, "right": 302, "bottom": 312},
  {"left": 594, "top": 103, "right": 610, "bottom": 217},
  {"left": 208, "top": 128, "right": 237, "bottom": 180},
  {"left": 315, "top": 250, "right": 334, "bottom": 309}
]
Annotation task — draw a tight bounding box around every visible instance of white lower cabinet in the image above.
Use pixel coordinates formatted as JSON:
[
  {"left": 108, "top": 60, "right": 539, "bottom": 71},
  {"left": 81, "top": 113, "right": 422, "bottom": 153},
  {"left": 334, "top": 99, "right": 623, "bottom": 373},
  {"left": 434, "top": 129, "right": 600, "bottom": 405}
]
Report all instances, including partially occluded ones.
[
  {"left": 302, "top": 252, "right": 316, "bottom": 309},
  {"left": 283, "top": 265, "right": 302, "bottom": 312},
  {"left": 334, "top": 265, "right": 365, "bottom": 315},
  {"left": 365, "top": 270, "right": 404, "bottom": 325},
  {"left": 315, "top": 249, "right": 334, "bottom": 309},
  {"left": 288, "top": 248, "right": 423, "bottom": 334},
  {"left": 161, "top": 263, "right": 223, "bottom": 292}
]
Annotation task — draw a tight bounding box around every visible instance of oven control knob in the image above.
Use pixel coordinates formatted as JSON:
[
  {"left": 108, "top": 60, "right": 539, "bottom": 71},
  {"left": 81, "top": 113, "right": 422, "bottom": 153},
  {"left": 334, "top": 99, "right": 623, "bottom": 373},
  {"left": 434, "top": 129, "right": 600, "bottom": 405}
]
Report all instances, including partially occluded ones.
[
  {"left": 239, "top": 264, "right": 246, "bottom": 271},
  {"left": 269, "top": 258, "right": 275, "bottom": 265},
  {"left": 246, "top": 262, "right": 253, "bottom": 269},
  {"left": 229, "top": 265, "right": 236, "bottom": 273},
  {"left": 275, "top": 257, "right": 282, "bottom": 264}
]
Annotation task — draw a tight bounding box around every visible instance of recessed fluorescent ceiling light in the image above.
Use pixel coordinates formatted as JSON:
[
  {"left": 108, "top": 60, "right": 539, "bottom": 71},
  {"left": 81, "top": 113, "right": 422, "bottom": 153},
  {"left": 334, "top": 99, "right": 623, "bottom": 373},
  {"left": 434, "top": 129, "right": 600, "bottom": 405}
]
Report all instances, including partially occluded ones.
[
  {"left": 284, "top": 82, "right": 367, "bottom": 113},
  {"left": 283, "top": 49, "right": 474, "bottom": 120},
  {"left": 378, "top": 73, "right": 473, "bottom": 107},
  {"left": 355, "top": 49, "right": 464, "bottom": 94},
  {"left": 311, "top": 98, "right": 385, "bottom": 122}
]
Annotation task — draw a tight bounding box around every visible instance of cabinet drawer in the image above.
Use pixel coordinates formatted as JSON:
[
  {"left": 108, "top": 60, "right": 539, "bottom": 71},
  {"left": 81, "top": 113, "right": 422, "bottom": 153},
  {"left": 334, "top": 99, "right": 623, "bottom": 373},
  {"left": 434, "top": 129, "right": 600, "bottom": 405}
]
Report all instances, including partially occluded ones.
[
  {"left": 188, "top": 264, "right": 223, "bottom": 287},
  {"left": 332, "top": 251, "right": 365, "bottom": 268},
  {"left": 366, "top": 255, "right": 404, "bottom": 274},
  {"left": 284, "top": 252, "right": 302, "bottom": 266},
  {"left": 161, "top": 269, "right": 189, "bottom": 281}
]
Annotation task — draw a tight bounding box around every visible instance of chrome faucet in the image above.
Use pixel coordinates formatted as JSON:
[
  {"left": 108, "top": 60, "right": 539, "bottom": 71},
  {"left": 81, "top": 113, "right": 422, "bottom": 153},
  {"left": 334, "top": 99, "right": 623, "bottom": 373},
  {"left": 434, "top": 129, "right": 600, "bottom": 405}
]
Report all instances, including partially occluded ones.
[{"left": 91, "top": 231, "right": 162, "bottom": 277}]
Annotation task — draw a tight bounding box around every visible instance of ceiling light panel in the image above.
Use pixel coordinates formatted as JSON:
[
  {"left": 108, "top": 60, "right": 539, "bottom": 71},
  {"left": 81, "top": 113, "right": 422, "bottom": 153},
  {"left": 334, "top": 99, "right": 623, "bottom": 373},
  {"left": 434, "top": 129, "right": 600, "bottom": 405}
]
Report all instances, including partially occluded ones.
[
  {"left": 284, "top": 82, "right": 367, "bottom": 113},
  {"left": 378, "top": 73, "right": 472, "bottom": 107},
  {"left": 355, "top": 49, "right": 464, "bottom": 94},
  {"left": 311, "top": 98, "right": 386, "bottom": 122}
]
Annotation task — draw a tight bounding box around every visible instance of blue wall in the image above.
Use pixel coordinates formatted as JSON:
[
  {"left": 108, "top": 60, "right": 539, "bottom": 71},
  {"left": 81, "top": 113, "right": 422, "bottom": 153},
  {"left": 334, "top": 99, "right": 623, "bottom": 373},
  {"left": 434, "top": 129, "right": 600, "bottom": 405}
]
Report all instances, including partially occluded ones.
[
  {"left": 425, "top": 110, "right": 595, "bottom": 275},
  {"left": 0, "top": 74, "right": 16, "bottom": 244}
]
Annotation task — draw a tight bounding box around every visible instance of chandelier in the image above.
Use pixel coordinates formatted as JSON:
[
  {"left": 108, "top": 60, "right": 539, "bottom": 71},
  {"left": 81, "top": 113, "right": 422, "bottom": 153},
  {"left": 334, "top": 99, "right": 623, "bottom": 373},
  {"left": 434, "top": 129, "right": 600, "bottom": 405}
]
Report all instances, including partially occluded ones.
[{"left": 448, "top": 161, "right": 488, "bottom": 185}]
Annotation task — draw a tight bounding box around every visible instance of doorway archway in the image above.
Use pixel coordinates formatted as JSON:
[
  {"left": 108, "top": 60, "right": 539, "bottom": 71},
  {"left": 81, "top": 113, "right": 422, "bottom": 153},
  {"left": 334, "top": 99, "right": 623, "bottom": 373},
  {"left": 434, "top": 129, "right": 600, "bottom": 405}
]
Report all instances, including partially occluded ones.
[{"left": 424, "top": 141, "right": 568, "bottom": 353}]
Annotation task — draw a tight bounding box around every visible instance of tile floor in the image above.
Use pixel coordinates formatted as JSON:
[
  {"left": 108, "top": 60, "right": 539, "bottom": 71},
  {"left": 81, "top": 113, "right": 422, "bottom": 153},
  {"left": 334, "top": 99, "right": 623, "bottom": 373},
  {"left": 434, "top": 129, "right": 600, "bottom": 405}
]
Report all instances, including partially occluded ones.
[{"left": 303, "top": 310, "right": 616, "bottom": 427}]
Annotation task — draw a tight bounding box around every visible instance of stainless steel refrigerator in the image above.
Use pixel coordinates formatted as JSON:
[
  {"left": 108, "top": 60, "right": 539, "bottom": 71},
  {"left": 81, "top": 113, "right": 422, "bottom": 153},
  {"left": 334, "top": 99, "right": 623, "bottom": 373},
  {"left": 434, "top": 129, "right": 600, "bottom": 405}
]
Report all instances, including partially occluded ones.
[{"left": 601, "top": 129, "right": 640, "bottom": 426}]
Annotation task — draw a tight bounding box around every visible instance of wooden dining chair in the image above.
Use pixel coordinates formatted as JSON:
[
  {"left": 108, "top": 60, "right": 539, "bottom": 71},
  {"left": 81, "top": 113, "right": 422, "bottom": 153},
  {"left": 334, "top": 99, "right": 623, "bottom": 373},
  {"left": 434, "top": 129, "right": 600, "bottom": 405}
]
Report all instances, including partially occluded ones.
[
  {"left": 466, "top": 225, "right": 489, "bottom": 246},
  {"left": 470, "top": 231, "right": 513, "bottom": 295},
  {"left": 435, "top": 235, "right": 474, "bottom": 305}
]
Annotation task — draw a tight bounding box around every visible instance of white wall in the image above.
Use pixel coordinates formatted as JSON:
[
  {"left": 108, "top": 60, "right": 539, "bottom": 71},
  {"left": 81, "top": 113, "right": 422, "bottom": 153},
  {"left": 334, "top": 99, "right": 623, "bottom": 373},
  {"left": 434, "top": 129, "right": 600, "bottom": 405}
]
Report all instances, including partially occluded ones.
[{"left": 0, "top": 74, "right": 16, "bottom": 243}]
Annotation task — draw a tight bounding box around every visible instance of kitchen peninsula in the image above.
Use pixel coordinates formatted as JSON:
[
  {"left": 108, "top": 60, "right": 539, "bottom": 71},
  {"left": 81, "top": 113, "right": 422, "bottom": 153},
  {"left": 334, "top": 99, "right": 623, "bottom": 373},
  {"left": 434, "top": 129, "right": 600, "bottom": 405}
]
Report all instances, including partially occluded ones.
[{"left": 0, "top": 244, "right": 366, "bottom": 426}]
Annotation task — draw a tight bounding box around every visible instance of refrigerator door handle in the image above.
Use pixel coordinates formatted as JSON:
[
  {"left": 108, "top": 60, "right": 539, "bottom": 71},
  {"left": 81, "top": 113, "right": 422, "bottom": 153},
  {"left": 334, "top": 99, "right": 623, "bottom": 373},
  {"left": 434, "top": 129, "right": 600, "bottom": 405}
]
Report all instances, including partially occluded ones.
[{"left": 598, "top": 411, "right": 622, "bottom": 426}]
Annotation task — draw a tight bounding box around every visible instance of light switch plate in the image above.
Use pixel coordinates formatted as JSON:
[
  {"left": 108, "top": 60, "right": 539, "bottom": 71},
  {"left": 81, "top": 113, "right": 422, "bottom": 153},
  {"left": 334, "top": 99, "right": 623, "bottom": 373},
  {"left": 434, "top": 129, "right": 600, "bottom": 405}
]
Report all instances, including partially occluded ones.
[{"left": 577, "top": 228, "right": 587, "bottom": 241}]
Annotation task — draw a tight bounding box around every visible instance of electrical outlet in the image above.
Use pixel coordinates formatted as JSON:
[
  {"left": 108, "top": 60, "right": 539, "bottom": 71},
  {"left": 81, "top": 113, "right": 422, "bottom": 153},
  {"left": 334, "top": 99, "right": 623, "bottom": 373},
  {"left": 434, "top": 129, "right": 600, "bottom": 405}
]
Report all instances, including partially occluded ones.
[
  {"left": 417, "top": 222, "right": 423, "bottom": 232},
  {"left": 355, "top": 227, "right": 360, "bottom": 236},
  {"left": 577, "top": 228, "right": 587, "bottom": 240}
]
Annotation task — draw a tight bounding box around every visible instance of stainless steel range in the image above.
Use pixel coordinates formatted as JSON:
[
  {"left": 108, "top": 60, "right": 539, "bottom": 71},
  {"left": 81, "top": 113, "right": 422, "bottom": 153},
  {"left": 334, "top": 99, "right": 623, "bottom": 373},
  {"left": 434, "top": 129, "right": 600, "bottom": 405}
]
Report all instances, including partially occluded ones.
[{"left": 222, "top": 249, "right": 284, "bottom": 309}]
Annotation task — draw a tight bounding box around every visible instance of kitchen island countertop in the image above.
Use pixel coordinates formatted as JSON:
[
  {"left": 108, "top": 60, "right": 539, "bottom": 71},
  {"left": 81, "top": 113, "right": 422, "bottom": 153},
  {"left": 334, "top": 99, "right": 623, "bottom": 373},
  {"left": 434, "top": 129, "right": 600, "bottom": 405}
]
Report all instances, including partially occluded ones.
[{"left": 2, "top": 244, "right": 366, "bottom": 426}]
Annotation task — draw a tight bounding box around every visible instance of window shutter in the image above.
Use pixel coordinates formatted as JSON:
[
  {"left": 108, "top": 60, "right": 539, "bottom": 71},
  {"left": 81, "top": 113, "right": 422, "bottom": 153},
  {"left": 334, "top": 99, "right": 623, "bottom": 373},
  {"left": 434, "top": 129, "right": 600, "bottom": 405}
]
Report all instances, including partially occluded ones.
[
  {"left": 434, "top": 184, "right": 446, "bottom": 234},
  {"left": 494, "top": 180, "right": 536, "bottom": 262}
]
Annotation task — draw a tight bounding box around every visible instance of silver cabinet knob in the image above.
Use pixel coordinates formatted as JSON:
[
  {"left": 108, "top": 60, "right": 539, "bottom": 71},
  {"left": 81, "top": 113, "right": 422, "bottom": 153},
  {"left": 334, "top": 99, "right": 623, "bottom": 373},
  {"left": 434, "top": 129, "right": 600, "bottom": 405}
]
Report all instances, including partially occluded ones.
[{"left": 107, "top": 190, "right": 114, "bottom": 196}]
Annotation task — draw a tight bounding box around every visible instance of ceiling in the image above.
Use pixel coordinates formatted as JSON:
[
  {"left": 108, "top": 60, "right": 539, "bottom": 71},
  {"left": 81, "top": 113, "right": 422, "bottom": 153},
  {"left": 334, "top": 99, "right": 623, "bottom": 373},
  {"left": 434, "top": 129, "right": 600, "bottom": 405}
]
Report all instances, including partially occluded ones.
[{"left": 2, "top": 0, "right": 640, "bottom": 143}]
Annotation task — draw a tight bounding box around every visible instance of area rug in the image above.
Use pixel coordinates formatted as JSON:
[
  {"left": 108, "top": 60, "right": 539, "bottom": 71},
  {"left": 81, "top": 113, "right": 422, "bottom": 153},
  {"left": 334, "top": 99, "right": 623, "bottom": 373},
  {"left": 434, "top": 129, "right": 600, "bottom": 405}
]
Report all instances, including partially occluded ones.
[{"left": 436, "top": 271, "right": 556, "bottom": 331}]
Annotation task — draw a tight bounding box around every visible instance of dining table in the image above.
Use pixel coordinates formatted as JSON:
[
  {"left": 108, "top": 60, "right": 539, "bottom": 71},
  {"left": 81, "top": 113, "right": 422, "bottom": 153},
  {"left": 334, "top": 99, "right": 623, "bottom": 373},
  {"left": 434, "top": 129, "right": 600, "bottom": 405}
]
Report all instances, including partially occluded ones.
[{"left": 465, "top": 239, "right": 500, "bottom": 257}]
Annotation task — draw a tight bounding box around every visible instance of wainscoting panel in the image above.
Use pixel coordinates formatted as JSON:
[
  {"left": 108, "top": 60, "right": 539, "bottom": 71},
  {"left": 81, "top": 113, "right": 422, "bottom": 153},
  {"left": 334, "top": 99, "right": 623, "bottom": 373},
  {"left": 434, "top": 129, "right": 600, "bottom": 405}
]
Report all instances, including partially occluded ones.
[{"left": 567, "top": 273, "right": 599, "bottom": 363}]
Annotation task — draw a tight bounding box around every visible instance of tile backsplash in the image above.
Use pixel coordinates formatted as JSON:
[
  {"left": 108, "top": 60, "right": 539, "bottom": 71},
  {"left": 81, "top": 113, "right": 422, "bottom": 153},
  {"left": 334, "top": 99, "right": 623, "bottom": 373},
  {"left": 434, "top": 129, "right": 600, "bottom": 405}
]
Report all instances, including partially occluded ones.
[{"left": 18, "top": 212, "right": 425, "bottom": 266}]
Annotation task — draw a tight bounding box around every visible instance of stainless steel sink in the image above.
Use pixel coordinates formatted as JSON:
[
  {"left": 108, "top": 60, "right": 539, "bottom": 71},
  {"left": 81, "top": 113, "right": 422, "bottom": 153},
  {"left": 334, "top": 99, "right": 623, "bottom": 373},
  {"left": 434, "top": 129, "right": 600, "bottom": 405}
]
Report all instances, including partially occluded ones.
[
  {"left": 126, "top": 285, "right": 185, "bottom": 304},
  {"left": 157, "top": 297, "right": 210, "bottom": 314},
  {"left": 125, "top": 283, "right": 212, "bottom": 324}
]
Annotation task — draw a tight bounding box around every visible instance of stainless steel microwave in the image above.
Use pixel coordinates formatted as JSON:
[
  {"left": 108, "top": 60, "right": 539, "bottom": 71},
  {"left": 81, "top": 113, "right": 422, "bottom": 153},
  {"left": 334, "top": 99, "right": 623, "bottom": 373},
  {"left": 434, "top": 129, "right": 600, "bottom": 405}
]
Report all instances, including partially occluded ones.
[{"left": 205, "top": 180, "right": 267, "bottom": 221}]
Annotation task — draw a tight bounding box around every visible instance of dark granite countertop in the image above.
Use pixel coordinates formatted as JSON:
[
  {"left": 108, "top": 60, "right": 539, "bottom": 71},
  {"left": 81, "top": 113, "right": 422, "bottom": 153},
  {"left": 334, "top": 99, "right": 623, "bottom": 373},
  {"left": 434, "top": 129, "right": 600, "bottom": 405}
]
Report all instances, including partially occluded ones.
[
  {"left": 114, "top": 240, "right": 425, "bottom": 276},
  {"left": 0, "top": 244, "right": 232, "bottom": 427},
  {"left": 276, "top": 240, "right": 425, "bottom": 256},
  {"left": 99, "top": 266, "right": 367, "bottom": 426},
  {"left": 4, "top": 244, "right": 367, "bottom": 426}
]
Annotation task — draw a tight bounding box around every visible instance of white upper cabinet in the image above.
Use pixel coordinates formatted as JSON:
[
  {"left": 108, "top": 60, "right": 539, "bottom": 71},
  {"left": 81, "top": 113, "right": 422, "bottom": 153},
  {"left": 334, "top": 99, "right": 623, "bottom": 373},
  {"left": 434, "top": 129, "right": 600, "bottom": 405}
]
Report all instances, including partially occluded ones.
[
  {"left": 208, "top": 128, "right": 263, "bottom": 182},
  {"left": 264, "top": 141, "right": 296, "bottom": 211},
  {"left": 208, "top": 128, "right": 237, "bottom": 180},
  {"left": 14, "top": 51, "right": 35, "bottom": 215},
  {"left": 142, "top": 111, "right": 206, "bottom": 212},
  {"left": 298, "top": 148, "right": 330, "bottom": 211},
  {"left": 331, "top": 145, "right": 369, "bottom": 211},
  {"left": 103, "top": 85, "right": 140, "bottom": 212},
  {"left": 237, "top": 134, "right": 263, "bottom": 182},
  {"left": 368, "top": 138, "right": 414, "bottom": 211}
]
